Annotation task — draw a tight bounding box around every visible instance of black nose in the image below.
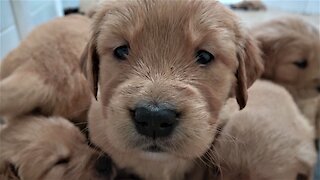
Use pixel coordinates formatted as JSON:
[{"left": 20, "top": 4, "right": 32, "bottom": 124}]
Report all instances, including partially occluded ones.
[
  {"left": 132, "top": 102, "right": 179, "bottom": 139},
  {"left": 317, "top": 86, "right": 320, "bottom": 92}
]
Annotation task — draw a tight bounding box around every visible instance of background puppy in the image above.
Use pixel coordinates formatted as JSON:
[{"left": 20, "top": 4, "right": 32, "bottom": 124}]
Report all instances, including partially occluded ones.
[
  {"left": 0, "top": 15, "right": 91, "bottom": 123},
  {"left": 82, "top": 0, "right": 263, "bottom": 179},
  {"left": 211, "top": 80, "right": 316, "bottom": 180},
  {"left": 252, "top": 17, "right": 320, "bottom": 137},
  {"left": 0, "top": 116, "right": 116, "bottom": 180},
  {"left": 230, "top": 0, "right": 267, "bottom": 11}
]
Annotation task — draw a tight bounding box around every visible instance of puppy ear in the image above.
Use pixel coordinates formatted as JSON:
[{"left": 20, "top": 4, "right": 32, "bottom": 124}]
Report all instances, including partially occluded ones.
[
  {"left": 252, "top": 31, "right": 280, "bottom": 80},
  {"left": 80, "top": 38, "right": 100, "bottom": 99},
  {"left": 236, "top": 33, "right": 264, "bottom": 109}
]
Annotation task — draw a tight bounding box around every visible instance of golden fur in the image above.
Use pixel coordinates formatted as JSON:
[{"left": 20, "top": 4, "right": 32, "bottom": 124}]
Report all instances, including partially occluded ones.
[
  {"left": 252, "top": 17, "right": 320, "bottom": 137},
  {"left": 0, "top": 116, "right": 117, "bottom": 180},
  {"left": 0, "top": 15, "right": 92, "bottom": 123},
  {"left": 212, "top": 80, "right": 317, "bottom": 180},
  {"left": 82, "top": 0, "right": 263, "bottom": 179}
]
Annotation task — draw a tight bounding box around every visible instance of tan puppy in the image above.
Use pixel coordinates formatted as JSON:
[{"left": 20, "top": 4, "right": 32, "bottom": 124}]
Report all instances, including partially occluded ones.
[
  {"left": 210, "top": 80, "right": 316, "bottom": 180},
  {"left": 0, "top": 15, "right": 91, "bottom": 123},
  {"left": 0, "top": 116, "right": 117, "bottom": 180},
  {"left": 230, "top": 0, "right": 267, "bottom": 11},
  {"left": 252, "top": 17, "right": 320, "bottom": 137},
  {"left": 82, "top": 0, "right": 263, "bottom": 179}
]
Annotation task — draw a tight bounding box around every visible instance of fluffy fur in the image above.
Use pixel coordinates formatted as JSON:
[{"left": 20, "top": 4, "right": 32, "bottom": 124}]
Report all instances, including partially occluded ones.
[
  {"left": 82, "top": 0, "right": 263, "bottom": 179},
  {"left": 211, "top": 80, "right": 317, "bottom": 180},
  {"left": 0, "top": 116, "right": 117, "bottom": 180},
  {"left": 252, "top": 17, "right": 320, "bottom": 137},
  {"left": 0, "top": 15, "right": 92, "bottom": 123}
]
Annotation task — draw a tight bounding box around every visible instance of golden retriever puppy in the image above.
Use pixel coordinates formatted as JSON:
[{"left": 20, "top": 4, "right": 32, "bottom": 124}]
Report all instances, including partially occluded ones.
[
  {"left": 0, "top": 116, "right": 117, "bottom": 180},
  {"left": 82, "top": 0, "right": 263, "bottom": 179},
  {"left": 0, "top": 15, "right": 91, "bottom": 123},
  {"left": 210, "top": 80, "right": 317, "bottom": 180},
  {"left": 230, "top": 0, "right": 267, "bottom": 11},
  {"left": 252, "top": 17, "right": 320, "bottom": 137}
]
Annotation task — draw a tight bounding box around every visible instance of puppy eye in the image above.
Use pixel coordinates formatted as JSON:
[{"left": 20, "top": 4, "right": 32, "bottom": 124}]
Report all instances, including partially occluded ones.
[
  {"left": 293, "top": 59, "right": 308, "bottom": 69},
  {"left": 54, "top": 157, "right": 70, "bottom": 166},
  {"left": 196, "top": 50, "right": 214, "bottom": 66},
  {"left": 113, "top": 45, "right": 129, "bottom": 60}
]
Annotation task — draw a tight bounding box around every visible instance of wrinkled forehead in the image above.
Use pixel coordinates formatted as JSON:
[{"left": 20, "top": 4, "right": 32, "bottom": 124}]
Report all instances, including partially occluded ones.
[{"left": 96, "top": 0, "right": 239, "bottom": 61}]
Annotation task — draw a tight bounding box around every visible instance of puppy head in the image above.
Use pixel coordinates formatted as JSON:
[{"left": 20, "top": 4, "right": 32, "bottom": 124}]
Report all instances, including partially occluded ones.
[
  {"left": 82, "top": 0, "right": 263, "bottom": 161},
  {"left": 253, "top": 17, "right": 320, "bottom": 100},
  {"left": 0, "top": 116, "right": 116, "bottom": 180}
]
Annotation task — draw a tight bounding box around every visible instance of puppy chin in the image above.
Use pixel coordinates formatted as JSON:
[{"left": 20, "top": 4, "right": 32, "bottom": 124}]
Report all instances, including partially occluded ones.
[{"left": 139, "top": 151, "right": 172, "bottom": 161}]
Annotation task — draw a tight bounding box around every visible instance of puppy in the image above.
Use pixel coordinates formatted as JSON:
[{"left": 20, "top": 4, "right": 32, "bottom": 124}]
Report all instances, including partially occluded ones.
[
  {"left": 0, "top": 116, "right": 116, "bottom": 180},
  {"left": 0, "top": 15, "right": 91, "bottom": 123},
  {"left": 252, "top": 17, "right": 320, "bottom": 137},
  {"left": 230, "top": 0, "right": 267, "bottom": 11},
  {"left": 210, "top": 80, "right": 317, "bottom": 180},
  {"left": 82, "top": 0, "right": 263, "bottom": 179}
]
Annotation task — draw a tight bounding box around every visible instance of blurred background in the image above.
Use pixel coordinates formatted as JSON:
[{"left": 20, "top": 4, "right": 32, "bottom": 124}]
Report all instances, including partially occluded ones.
[{"left": 0, "top": 0, "right": 319, "bottom": 59}]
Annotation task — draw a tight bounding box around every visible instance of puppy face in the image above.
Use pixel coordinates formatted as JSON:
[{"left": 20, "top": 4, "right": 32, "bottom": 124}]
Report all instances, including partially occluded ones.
[
  {"left": 0, "top": 116, "right": 116, "bottom": 180},
  {"left": 253, "top": 17, "right": 320, "bottom": 100},
  {"left": 82, "top": 0, "right": 263, "bottom": 161}
]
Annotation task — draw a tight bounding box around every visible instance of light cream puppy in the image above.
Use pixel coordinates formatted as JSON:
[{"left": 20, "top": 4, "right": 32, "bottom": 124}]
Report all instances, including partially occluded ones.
[
  {"left": 83, "top": 0, "right": 263, "bottom": 179},
  {"left": 0, "top": 116, "right": 116, "bottom": 180},
  {"left": 252, "top": 17, "right": 320, "bottom": 137},
  {"left": 211, "top": 80, "right": 317, "bottom": 180},
  {"left": 0, "top": 15, "right": 92, "bottom": 123}
]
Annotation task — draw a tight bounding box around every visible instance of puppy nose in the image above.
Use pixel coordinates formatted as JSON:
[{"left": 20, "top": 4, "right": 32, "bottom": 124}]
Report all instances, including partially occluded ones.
[
  {"left": 132, "top": 102, "right": 178, "bottom": 139},
  {"left": 317, "top": 85, "right": 320, "bottom": 92}
]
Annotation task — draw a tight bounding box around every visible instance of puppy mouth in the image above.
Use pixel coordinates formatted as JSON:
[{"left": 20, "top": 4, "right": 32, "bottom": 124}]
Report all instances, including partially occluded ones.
[{"left": 143, "top": 144, "right": 164, "bottom": 153}]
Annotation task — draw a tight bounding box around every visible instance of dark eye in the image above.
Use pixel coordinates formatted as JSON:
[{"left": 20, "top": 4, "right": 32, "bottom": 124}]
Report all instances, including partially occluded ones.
[
  {"left": 293, "top": 59, "right": 308, "bottom": 69},
  {"left": 54, "top": 157, "right": 70, "bottom": 166},
  {"left": 196, "top": 50, "right": 214, "bottom": 66},
  {"left": 113, "top": 45, "right": 129, "bottom": 60}
]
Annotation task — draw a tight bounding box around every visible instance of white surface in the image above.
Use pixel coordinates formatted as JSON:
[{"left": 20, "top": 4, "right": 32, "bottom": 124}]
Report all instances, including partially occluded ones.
[
  {"left": 1, "top": 26, "right": 20, "bottom": 59},
  {"left": 0, "top": 0, "right": 63, "bottom": 59},
  {"left": 0, "top": 0, "right": 20, "bottom": 59}
]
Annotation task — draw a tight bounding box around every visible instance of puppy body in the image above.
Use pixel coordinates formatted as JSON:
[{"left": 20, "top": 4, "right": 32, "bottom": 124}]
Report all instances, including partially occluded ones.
[
  {"left": 0, "top": 116, "right": 116, "bottom": 180},
  {"left": 252, "top": 17, "right": 320, "bottom": 136},
  {"left": 213, "top": 80, "right": 317, "bottom": 180},
  {"left": 84, "top": 0, "right": 263, "bottom": 179},
  {"left": 0, "top": 15, "right": 91, "bottom": 122}
]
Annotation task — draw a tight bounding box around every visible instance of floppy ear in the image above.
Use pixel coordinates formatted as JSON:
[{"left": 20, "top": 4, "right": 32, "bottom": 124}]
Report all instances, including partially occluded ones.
[
  {"left": 80, "top": 38, "right": 100, "bottom": 99},
  {"left": 235, "top": 33, "right": 264, "bottom": 109},
  {"left": 80, "top": 1, "right": 115, "bottom": 99},
  {"left": 253, "top": 30, "right": 283, "bottom": 80}
]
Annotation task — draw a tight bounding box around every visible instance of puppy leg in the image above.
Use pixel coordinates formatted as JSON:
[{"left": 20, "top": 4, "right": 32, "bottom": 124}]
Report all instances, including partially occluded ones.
[{"left": 0, "top": 72, "right": 53, "bottom": 117}]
